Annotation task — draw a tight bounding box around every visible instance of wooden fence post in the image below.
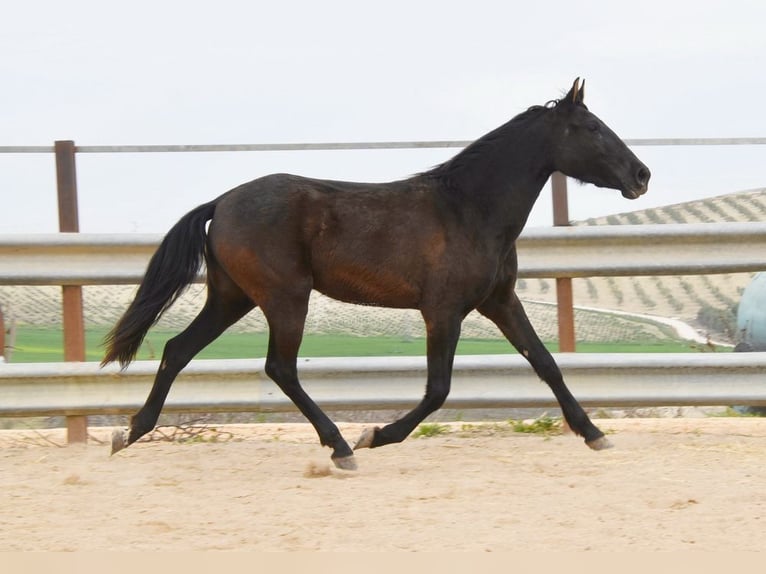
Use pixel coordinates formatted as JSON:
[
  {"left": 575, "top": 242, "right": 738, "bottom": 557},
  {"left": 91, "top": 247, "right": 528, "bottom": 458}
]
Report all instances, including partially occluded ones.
[
  {"left": 55, "top": 140, "right": 88, "bottom": 443},
  {"left": 551, "top": 172, "right": 576, "bottom": 352}
]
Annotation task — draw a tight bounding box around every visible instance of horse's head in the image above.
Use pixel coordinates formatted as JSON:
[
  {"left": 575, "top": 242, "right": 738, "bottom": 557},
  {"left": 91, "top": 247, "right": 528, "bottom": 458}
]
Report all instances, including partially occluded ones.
[{"left": 549, "top": 78, "right": 650, "bottom": 199}]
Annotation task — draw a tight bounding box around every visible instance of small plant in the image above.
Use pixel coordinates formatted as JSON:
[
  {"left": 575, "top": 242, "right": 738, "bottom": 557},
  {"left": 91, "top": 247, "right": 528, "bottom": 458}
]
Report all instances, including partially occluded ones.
[
  {"left": 413, "top": 422, "right": 450, "bottom": 438},
  {"left": 652, "top": 276, "right": 684, "bottom": 313},
  {"left": 630, "top": 278, "right": 656, "bottom": 308},
  {"left": 585, "top": 278, "right": 599, "bottom": 302},
  {"left": 592, "top": 408, "right": 614, "bottom": 419},
  {"left": 683, "top": 203, "right": 713, "bottom": 223},
  {"left": 679, "top": 278, "right": 707, "bottom": 307},
  {"left": 644, "top": 209, "right": 663, "bottom": 224},
  {"left": 704, "top": 200, "right": 730, "bottom": 221},
  {"left": 709, "top": 407, "right": 764, "bottom": 418},
  {"left": 722, "top": 196, "right": 758, "bottom": 220},
  {"left": 606, "top": 277, "right": 624, "bottom": 305},
  {"left": 662, "top": 205, "right": 687, "bottom": 224},
  {"left": 701, "top": 276, "right": 738, "bottom": 308},
  {"left": 508, "top": 415, "right": 563, "bottom": 436},
  {"left": 696, "top": 303, "right": 738, "bottom": 339}
]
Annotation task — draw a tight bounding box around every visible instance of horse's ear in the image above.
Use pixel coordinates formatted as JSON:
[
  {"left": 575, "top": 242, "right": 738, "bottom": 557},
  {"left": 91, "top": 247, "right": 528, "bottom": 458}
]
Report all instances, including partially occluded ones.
[{"left": 564, "top": 77, "right": 585, "bottom": 105}]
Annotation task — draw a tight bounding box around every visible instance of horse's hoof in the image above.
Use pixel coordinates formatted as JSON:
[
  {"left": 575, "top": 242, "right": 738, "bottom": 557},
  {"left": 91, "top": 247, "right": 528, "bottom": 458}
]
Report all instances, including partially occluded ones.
[
  {"left": 332, "top": 455, "right": 358, "bottom": 471},
  {"left": 111, "top": 428, "right": 129, "bottom": 455},
  {"left": 353, "top": 427, "right": 378, "bottom": 450},
  {"left": 586, "top": 436, "right": 613, "bottom": 451}
]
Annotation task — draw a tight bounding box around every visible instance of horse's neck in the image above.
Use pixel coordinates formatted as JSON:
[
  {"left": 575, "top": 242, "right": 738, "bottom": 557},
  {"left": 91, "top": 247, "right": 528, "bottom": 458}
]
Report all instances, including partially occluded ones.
[{"left": 457, "top": 128, "right": 553, "bottom": 235}]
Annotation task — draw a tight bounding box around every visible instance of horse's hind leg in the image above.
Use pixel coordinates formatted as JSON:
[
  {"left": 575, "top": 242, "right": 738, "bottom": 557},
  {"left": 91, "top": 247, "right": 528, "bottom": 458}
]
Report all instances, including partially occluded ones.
[
  {"left": 260, "top": 294, "right": 356, "bottom": 470},
  {"left": 478, "top": 292, "right": 610, "bottom": 450},
  {"left": 112, "top": 288, "right": 254, "bottom": 454}
]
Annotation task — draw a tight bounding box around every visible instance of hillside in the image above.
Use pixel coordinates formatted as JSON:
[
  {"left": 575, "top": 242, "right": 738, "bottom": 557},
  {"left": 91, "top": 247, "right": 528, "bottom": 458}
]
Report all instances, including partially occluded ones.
[
  {"left": 2, "top": 187, "right": 765, "bottom": 347},
  {"left": 515, "top": 187, "right": 766, "bottom": 343}
]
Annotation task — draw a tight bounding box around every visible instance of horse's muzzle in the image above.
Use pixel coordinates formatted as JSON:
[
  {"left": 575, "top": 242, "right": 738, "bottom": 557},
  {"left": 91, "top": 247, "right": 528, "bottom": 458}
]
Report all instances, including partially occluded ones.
[
  {"left": 621, "top": 164, "right": 651, "bottom": 199},
  {"left": 621, "top": 185, "right": 648, "bottom": 200}
]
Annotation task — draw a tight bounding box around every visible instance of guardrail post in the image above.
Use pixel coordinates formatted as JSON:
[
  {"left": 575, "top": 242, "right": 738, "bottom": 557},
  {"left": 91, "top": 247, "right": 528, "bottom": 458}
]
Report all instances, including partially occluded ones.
[
  {"left": 55, "top": 140, "right": 88, "bottom": 444},
  {"left": 551, "top": 172, "right": 576, "bottom": 352}
]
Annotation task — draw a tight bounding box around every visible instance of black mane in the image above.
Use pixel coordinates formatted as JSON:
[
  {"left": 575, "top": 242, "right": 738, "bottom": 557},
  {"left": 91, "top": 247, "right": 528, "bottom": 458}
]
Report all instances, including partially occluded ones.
[{"left": 421, "top": 102, "right": 557, "bottom": 186}]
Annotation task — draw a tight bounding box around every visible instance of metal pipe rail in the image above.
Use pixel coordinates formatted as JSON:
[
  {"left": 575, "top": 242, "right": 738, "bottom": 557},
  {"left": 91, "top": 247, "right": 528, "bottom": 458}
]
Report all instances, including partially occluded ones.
[
  {"left": 2, "top": 222, "right": 766, "bottom": 285},
  {"left": 2, "top": 136, "right": 766, "bottom": 155},
  {"left": 518, "top": 222, "right": 766, "bottom": 278},
  {"left": 2, "top": 353, "right": 766, "bottom": 418}
]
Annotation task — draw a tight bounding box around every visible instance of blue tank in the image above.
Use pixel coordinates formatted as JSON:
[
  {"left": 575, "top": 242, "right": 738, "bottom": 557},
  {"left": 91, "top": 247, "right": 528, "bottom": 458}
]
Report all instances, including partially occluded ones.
[
  {"left": 734, "top": 272, "right": 766, "bottom": 415},
  {"left": 737, "top": 272, "right": 766, "bottom": 349}
]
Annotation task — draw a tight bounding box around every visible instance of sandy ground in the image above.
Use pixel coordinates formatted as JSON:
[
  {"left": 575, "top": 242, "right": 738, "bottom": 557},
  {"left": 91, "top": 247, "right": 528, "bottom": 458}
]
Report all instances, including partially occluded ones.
[{"left": 1, "top": 418, "right": 765, "bottom": 552}]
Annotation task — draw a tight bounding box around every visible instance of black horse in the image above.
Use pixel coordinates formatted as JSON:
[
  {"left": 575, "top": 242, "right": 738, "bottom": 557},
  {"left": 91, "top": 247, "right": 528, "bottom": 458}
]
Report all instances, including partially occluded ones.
[{"left": 103, "top": 78, "right": 650, "bottom": 469}]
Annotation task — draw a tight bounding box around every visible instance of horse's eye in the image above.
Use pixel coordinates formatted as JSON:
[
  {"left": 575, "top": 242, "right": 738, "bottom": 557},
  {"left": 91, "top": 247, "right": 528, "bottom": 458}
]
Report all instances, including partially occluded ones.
[{"left": 587, "top": 122, "right": 600, "bottom": 133}]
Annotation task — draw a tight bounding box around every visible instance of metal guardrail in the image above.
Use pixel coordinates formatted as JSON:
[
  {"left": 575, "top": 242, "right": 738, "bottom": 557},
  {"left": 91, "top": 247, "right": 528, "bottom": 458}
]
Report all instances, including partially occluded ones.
[
  {"left": 2, "top": 136, "right": 766, "bottom": 154},
  {"left": 2, "top": 353, "right": 766, "bottom": 418},
  {"left": 2, "top": 222, "right": 766, "bottom": 285},
  {"left": 0, "top": 234, "right": 159, "bottom": 286},
  {"left": 518, "top": 222, "right": 766, "bottom": 278}
]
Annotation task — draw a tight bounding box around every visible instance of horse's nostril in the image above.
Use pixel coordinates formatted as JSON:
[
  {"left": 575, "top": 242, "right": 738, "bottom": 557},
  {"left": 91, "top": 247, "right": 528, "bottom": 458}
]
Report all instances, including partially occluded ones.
[{"left": 636, "top": 166, "right": 651, "bottom": 185}]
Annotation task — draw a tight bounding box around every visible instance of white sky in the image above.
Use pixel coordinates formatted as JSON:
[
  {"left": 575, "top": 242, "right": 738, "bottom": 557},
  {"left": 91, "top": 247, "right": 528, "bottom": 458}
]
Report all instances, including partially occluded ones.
[{"left": 2, "top": 0, "right": 765, "bottom": 233}]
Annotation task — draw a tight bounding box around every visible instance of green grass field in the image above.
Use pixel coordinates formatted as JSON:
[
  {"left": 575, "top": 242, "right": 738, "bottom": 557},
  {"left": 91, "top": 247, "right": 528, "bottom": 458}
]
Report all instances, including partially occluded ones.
[{"left": 4, "top": 325, "right": 716, "bottom": 363}]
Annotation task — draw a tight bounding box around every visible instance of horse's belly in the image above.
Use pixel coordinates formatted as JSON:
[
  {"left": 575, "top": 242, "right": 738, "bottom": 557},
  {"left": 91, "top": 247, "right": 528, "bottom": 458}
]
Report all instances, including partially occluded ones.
[{"left": 313, "top": 266, "right": 421, "bottom": 309}]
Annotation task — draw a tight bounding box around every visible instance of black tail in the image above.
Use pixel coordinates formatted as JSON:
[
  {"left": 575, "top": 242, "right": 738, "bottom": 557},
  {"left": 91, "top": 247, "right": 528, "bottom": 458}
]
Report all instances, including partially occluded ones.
[{"left": 102, "top": 200, "right": 218, "bottom": 368}]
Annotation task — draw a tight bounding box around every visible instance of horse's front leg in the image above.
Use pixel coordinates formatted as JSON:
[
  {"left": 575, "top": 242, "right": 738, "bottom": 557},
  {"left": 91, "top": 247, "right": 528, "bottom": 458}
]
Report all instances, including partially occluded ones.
[
  {"left": 478, "top": 292, "right": 611, "bottom": 450},
  {"left": 355, "top": 314, "right": 461, "bottom": 450}
]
